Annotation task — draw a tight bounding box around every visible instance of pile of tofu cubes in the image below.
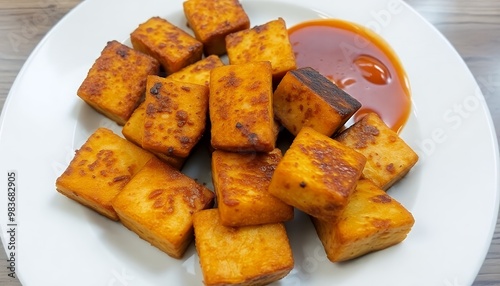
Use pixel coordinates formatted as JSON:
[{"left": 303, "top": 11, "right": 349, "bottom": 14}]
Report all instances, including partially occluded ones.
[{"left": 55, "top": 0, "right": 419, "bottom": 285}]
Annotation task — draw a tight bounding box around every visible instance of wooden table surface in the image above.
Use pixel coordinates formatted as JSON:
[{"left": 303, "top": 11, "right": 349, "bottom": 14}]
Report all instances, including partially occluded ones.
[{"left": 0, "top": 0, "right": 498, "bottom": 285}]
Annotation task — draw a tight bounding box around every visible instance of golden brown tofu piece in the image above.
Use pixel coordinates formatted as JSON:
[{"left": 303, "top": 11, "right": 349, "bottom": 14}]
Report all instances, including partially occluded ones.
[
  {"left": 112, "top": 157, "right": 214, "bottom": 258},
  {"left": 209, "top": 61, "right": 275, "bottom": 152},
  {"left": 311, "top": 179, "right": 415, "bottom": 262},
  {"left": 122, "top": 102, "right": 186, "bottom": 169},
  {"left": 77, "top": 40, "right": 160, "bottom": 125},
  {"left": 193, "top": 209, "right": 294, "bottom": 285},
  {"left": 143, "top": 75, "right": 209, "bottom": 158},
  {"left": 122, "top": 56, "right": 222, "bottom": 166},
  {"left": 226, "top": 18, "right": 296, "bottom": 81},
  {"left": 273, "top": 67, "right": 362, "bottom": 136},
  {"left": 211, "top": 149, "right": 293, "bottom": 227},
  {"left": 130, "top": 16, "right": 203, "bottom": 75},
  {"left": 335, "top": 113, "right": 419, "bottom": 190},
  {"left": 55, "top": 128, "right": 154, "bottom": 221},
  {"left": 183, "top": 0, "right": 250, "bottom": 56},
  {"left": 268, "top": 127, "right": 366, "bottom": 221},
  {"left": 167, "top": 54, "right": 224, "bottom": 87}
]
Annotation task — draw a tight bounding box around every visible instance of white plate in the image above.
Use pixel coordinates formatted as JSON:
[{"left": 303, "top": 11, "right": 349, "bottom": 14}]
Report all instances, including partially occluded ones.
[{"left": 1, "top": 0, "right": 499, "bottom": 285}]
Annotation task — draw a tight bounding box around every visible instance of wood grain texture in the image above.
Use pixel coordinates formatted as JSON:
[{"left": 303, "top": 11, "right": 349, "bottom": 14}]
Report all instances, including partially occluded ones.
[{"left": 0, "top": 0, "right": 498, "bottom": 285}]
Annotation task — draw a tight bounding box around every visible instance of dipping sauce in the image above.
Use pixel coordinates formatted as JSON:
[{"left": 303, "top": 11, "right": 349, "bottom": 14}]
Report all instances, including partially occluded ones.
[{"left": 288, "top": 19, "right": 411, "bottom": 133}]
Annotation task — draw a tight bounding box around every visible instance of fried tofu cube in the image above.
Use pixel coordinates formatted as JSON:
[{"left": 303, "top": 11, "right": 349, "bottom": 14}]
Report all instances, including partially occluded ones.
[
  {"left": 226, "top": 18, "right": 296, "bottom": 81},
  {"left": 122, "top": 102, "right": 186, "bottom": 169},
  {"left": 268, "top": 127, "right": 366, "bottom": 221},
  {"left": 311, "top": 179, "right": 415, "bottom": 262},
  {"left": 112, "top": 157, "right": 214, "bottom": 258},
  {"left": 77, "top": 40, "right": 160, "bottom": 125},
  {"left": 143, "top": 75, "right": 209, "bottom": 158},
  {"left": 167, "top": 55, "right": 224, "bottom": 87},
  {"left": 122, "top": 56, "right": 222, "bottom": 166},
  {"left": 335, "top": 113, "right": 419, "bottom": 190},
  {"left": 183, "top": 0, "right": 250, "bottom": 56},
  {"left": 211, "top": 149, "right": 293, "bottom": 227},
  {"left": 273, "top": 67, "right": 362, "bottom": 136},
  {"left": 209, "top": 61, "right": 275, "bottom": 152},
  {"left": 55, "top": 128, "right": 154, "bottom": 221},
  {"left": 130, "top": 16, "right": 203, "bottom": 75},
  {"left": 193, "top": 209, "right": 294, "bottom": 285}
]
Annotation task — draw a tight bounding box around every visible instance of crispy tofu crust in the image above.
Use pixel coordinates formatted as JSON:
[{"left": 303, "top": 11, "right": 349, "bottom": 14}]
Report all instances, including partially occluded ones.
[
  {"left": 143, "top": 75, "right": 209, "bottom": 158},
  {"left": 211, "top": 149, "right": 293, "bottom": 227},
  {"left": 77, "top": 40, "right": 160, "bottom": 125},
  {"left": 167, "top": 54, "right": 224, "bottom": 87},
  {"left": 268, "top": 127, "right": 366, "bottom": 221},
  {"left": 122, "top": 56, "right": 223, "bottom": 167},
  {"left": 311, "top": 179, "right": 415, "bottom": 262},
  {"left": 122, "top": 102, "right": 186, "bottom": 169},
  {"left": 335, "top": 113, "right": 419, "bottom": 190},
  {"left": 112, "top": 157, "right": 214, "bottom": 258},
  {"left": 55, "top": 128, "right": 154, "bottom": 221},
  {"left": 130, "top": 16, "right": 203, "bottom": 74},
  {"left": 209, "top": 61, "right": 275, "bottom": 152},
  {"left": 193, "top": 209, "right": 294, "bottom": 286},
  {"left": 273, "top": 67, "right": 361, "bottom": 136},
  {"left": 226, "top": 18, "right": 296, "bottom": 82},
  {"left": 183, "top": 0, "right": 250, "bottom": 56}
]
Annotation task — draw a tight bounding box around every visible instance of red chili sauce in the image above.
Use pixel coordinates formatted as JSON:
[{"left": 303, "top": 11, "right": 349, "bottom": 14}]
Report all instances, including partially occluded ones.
[{"left": 288, "top": 19, "right": 411, "bottom": 133}]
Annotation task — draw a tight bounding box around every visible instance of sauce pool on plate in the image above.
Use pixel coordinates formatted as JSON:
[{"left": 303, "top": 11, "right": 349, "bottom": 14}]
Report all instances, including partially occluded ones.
[{"left": 288, "top": 19, "right": 411, "bottom": 133}]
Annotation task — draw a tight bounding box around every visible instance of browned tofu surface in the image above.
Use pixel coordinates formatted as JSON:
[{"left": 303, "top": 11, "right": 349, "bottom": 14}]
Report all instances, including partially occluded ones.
[
  {"left": 166, "top": 54, "right": 224, "bottom": 87},
  {"left": 77, "top": 40, "right": 160, "bottom": 125},
  {"left": 335, "top": 113, "right": 419, "bottom": 190},
  {"left": 184, "top": 0, "right": 250, "bottom": 55},
  {"left": 226, "top": 18, "right": 296, "bottom": 81},
  {"left": 312, "top": 179, "right": 415, "bottom": 262},
  {"left": 193, "top": 209, "right": 294, "bottom": 286},
  {"left": 112, "top": 157, "right": 214, "bottom": 258},
  {"left": 273, "top": 67, "right": 361, "bottom": 136},
  {"left": 211, "top": 149, "right": 293, "bottom": 227},
  {"left": 130, "top": 16, "right": 203, "bottom": 74},
  {"left": 209, "top": 61, "right": 275, "bottom": 152},
  {"left": 121, "top": 102, "right": 186, "bottom": 169},
  {"left": 268, "top": 127, "right": 366, "bottom": 221},
  {"left": 143, "top": 75, "right": 209, "bottom": 158},
  {"left": 55, "top": 128, "right": 154, "bottom": 221}
]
